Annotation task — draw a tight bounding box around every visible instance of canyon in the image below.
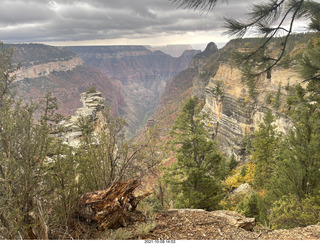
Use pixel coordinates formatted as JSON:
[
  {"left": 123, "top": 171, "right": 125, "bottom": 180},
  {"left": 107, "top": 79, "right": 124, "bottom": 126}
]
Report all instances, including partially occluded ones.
[
  {"left": 67, "top": 45, "right": 199, "bottom": 136},
  {"left": 11, "top": 44, "right": 124, "bottom": 117},
  {"left": 151, "top": 35, "right": 310, "bottom": 161},
  {"left": 10, "top": 43, "right": 198, "bottom": 137},
  {"left": 9, "top": 35, "right": 308, "bottom": 159}
]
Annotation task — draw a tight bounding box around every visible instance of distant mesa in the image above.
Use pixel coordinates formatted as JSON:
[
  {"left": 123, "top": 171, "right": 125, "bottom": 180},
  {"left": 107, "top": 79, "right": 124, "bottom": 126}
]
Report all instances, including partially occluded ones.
[{"left": 145, "top": 44, "right": 195, "bottom": 57}]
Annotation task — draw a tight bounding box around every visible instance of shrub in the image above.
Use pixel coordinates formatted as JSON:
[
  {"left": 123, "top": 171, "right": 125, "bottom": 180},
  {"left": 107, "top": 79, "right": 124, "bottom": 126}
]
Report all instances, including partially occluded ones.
[
  {"left": 270, "top": 194, "right": 320, "bottom": 229},
  {"left": 237, "top": 192, "right": 268, "bottom": 225},
  {"left": 136, "top": 222, "right": 157, "bottom": 236},
  {"left": 87, "top": 86, "right": 97, "bottom": 94}
]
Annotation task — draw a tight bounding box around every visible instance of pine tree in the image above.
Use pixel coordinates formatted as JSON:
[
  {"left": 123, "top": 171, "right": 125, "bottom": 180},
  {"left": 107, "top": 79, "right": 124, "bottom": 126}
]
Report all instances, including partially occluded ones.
[
  {"left": 164, "top": 97, "right": 227, "bottom": 210},
  {"left": 271, "top": 84, "right": 320, "bottom": 199},
  {"left": 252, "top": 109, "right": 279, "bottom": 190}
]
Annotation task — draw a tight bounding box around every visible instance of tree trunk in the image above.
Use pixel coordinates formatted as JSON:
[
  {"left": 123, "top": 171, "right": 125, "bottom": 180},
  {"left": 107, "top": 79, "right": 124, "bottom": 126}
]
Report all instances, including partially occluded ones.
[{"left": 77, "top": 179, "right": 150, "bottom": 230}]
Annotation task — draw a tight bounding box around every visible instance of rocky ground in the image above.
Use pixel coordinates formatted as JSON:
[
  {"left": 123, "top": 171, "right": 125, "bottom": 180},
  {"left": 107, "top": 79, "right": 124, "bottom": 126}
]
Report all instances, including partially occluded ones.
[
  {"left": 139, "top": 209, "right": 320, "bottom": 240},
  {"left": 94, "top": 209, "right": 320, "bottom": 240}
]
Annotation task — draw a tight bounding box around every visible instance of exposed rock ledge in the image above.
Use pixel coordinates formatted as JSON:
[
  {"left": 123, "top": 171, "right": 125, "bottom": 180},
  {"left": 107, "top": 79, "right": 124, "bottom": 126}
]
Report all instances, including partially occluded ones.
[
  {"left": 14, "top": 56, "right": 84, "bottom": 81},
  {"left": 141, "top": 209, "right": 320, "bottom": 240}
]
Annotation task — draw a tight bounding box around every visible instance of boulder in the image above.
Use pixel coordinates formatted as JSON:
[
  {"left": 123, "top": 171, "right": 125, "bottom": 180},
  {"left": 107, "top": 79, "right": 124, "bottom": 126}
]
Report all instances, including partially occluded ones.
[
  {"left": 232, "top": 183, "right": 253, "bottom": 195},
  {"left": 211, "top": 210, "right": 256, "bottom": 231}
]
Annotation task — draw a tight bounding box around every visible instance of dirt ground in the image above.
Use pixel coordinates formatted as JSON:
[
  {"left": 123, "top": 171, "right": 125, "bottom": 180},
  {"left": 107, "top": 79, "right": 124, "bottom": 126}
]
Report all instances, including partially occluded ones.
[
  {"left": 138, "top": 209, "right": 320, "bottom": 240},
  {"left": 93, "top": 209, "right": 320, "bottom": 240}
]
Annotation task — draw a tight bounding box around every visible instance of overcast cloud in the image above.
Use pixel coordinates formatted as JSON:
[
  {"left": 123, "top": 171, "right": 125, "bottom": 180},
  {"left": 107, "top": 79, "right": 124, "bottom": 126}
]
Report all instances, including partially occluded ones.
[{"left": 0, "top": 0, "right": 307, "bottom": 46}]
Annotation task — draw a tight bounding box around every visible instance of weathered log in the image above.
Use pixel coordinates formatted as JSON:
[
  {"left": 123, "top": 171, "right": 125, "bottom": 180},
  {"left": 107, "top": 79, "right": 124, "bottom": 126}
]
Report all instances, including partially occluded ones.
[{"left": 77, "top": 179, "right": 150, "bottom": 229}]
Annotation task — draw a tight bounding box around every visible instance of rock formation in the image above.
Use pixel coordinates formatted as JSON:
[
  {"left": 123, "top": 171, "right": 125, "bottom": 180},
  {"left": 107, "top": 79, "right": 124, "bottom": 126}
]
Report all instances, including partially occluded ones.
[
  {"left": 152, "top": 36, "right": 309, "bottom": 161},
  {"left": 14, "top": 56, "right": 83, "bottom": 81},
  {"left": 67, "top": 45, "right": 200, "bottom": 137},
  {"left": 202, "top": 63, "right": 301, "bottom": 160},
  {"left": 10, "top": 43, "right": 124, "bottom": 117},
  {"left": 57, "top": 90, "right": 105, "bottom": 148},
  {"left": 145, "top": 44, "right": 194, "bottom": 57}
]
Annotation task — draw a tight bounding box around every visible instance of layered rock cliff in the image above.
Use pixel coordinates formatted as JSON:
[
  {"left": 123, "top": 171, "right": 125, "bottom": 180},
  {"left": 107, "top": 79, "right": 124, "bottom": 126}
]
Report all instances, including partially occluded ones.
[
  {"left": 14, "top": 56, "right": 83, "bottom": 81},
  {"left": 68, "top": 45, "right": 200, "bottom": 137},
  {"left": 197, "top": 37, "right": 310, "bottom": 160},
  {"left": 152, "top": 34, "right": 311, "bottom": 160},
  {"left": 202, "top": 64, "right": 301, "bottom": 160},
  {"left": 9, "top": 43, "right": 124, "bottom": 117}
]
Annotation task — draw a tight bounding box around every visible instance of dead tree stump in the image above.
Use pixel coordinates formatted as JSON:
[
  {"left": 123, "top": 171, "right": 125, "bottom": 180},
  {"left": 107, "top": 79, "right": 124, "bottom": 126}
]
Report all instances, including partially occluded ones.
[{"left": 77, "top": 179, "right": 150, "bottom": 229}]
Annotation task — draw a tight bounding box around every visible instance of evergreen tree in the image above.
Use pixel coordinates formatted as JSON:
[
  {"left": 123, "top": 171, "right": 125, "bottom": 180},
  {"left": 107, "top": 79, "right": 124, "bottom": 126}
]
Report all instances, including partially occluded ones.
[
  {"left": 252, "top": 109, "right": 279, "bottom": 190},
  {"left": 0, "top": 94, "right": 59, "bottom": 238},
  {"left": 237, "top": 192, "right": 269, "bottom": 225},
  {"left": 271, "top": 84, "right": 320, "bottom": 199},
  {"left": 164, "top": 97, "right": 227, "bottom": 210}
]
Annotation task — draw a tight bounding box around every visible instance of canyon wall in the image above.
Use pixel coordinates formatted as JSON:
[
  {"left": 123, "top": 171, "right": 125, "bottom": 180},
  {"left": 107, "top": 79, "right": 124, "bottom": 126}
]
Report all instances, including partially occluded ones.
[
  {"left": 202, "top": 64, "right": 301, "bottom": 160},
  {"left": 152, "top": 35, "right": 309, "bottom": 160},
  {"left": 10, "top": 44, "right": 123, "bottom": 117},
  {"left": 68, "top": 45, "right": 200, "bottom": 136},
  {"left": 14, "top": 56, "right": 83, "bottom": 81}
]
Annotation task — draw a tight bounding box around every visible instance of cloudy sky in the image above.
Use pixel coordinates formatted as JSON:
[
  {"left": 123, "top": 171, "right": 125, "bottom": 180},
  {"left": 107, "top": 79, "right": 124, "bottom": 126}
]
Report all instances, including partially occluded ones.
[{"left": 0, "top": 0, "right": 309, "bottom": 47}]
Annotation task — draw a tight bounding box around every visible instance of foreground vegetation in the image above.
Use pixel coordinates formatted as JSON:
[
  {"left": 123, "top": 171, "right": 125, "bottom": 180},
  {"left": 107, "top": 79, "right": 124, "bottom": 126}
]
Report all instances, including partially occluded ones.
[
  {"left": 0, "top": 0, "right": 320, "bottom": 238},
  {"left": 0, "top": 42, "right": 162, "bottom": 239}
]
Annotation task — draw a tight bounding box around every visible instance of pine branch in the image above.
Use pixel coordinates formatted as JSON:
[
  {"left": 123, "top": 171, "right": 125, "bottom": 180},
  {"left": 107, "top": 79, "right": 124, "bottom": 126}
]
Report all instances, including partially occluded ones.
[
  {"left": 171, "top": 0, "right": 226, "bottom": 11},
  {"left": 223, "top": 18, "right": 248, "bottom": 37},
  {"left": 224, "top": 0, "right": 286, "bottom": 37},
  {"left": 301, "top": 74, "right": 320, "bottom": 83},
  {"left": 255, "top": 0, "right": 305, "bottom": 76},
  {"left": 249, "top": 0, "right": 286, "bottom": 23}
]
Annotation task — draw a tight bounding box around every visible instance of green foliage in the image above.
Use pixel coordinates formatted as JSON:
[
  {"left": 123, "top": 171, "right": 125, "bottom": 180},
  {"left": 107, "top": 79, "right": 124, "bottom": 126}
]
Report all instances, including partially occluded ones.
[
  {"left": 228, "top": 154, "right": 238, "bottom": 171},
  {"left": 0, "top": 42, "right": 20, "bottom": 104},
  {"left": 271, "top": 85, "right": 320, "bottom": 199},
  {"left": 252, "top": 110, "right": 279, "bottom": 190},
  {"left": 75, "top": 109, "right": 162, "bottom": 192},
  {"left": 164, "top": 97, "right": 227, "bottom": 210},
  {"left": 136, "top": 222, "right": 157, "bottom": 236},
  {"left": 237, "top": 193, "right": 268, "bottom": 225},
  {"left": 270, "top": 194, "right": 320, "bottom": 229},
  {"left": 279, "top": 53, "right": 291, "bottom": 68},
  {"left": 0, "top": 44, "right": 61, "bottom": 239},
  {"left": 240, "top": 166, "right": 247, "bottom": 178},
  {"left": 0, "top": 100, "right": 52, "bottom": 239},
  {"left": 43, "top": 142, "right": 79, "bottom": 231},
  {"left": 272, "top": 84, "right": 281, "bottom": 109},
  {"left": 87, "top": 86, "right": 97, "bottom": 94},
  {"left": 298, "top": 37, "right": 320, "bottom": 83},
  {"left": 215, "top": 81, "right": 223, "bottom": 96},
  {"left": 266, "top": 93, "right": 273, "bottom": 104}
]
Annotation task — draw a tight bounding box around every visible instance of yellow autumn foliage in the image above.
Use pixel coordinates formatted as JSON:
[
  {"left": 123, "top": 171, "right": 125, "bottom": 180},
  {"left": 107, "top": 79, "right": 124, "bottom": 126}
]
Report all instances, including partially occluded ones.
[{"left": 222, "top": 162, "right": 255, "bottom": 191}]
